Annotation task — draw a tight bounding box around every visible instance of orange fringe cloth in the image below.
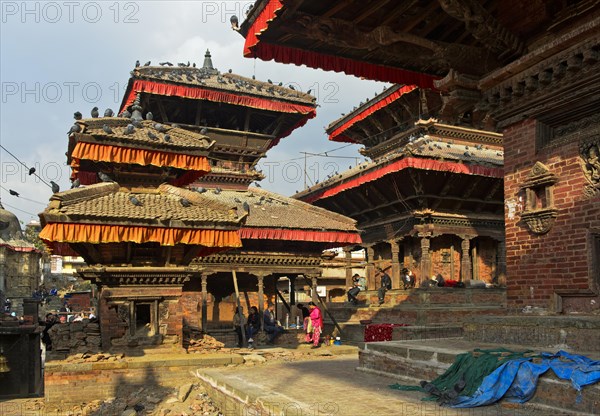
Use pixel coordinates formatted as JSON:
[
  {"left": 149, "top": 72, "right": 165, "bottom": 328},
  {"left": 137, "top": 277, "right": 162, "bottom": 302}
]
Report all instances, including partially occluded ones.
[
  {"left": 70, "top": 142, "right": 211, "bottom": 173},
  {"left": 40, "top": 223, "right": 242, "bottom": 248}
]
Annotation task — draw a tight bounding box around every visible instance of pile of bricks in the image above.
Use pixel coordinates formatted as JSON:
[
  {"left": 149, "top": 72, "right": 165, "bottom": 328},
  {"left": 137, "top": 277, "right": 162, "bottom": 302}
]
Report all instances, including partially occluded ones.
[
  {"left": 184, "top": 330, "right": 224, "bottom": 352},
  {"left": 48, "top": 320, "right": 102, "bottom": 354}
]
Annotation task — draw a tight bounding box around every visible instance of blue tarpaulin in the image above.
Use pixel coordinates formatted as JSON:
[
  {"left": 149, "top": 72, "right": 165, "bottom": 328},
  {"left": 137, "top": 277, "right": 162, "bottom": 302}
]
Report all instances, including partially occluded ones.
[{"left": 451, "top": 350, "right": 600, "bottom": 408}]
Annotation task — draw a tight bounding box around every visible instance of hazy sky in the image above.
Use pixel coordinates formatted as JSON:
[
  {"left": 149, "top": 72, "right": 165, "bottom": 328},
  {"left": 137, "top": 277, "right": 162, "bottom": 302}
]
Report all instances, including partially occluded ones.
[{"left": 0, "top": 1, "right": 387, "bottom": 224}]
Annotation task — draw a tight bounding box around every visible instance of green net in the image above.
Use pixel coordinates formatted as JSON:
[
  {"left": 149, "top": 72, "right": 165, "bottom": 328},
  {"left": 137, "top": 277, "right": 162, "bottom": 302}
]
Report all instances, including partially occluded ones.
[{"left": 389, "top": 348, "right": 537, "bottom": 401}]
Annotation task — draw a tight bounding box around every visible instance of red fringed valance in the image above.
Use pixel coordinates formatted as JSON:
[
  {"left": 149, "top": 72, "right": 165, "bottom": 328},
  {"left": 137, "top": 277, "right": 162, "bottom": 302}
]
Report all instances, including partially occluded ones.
[
  {"left": 168, "top": 170, "right": 204, "bottom": 187},
  {"left": 75, "top": 169, "right": 203, "bottom": 188},
  {"left": 243, "top": 0, "right": 437, "bottom": 89},
  {"left": 121, "top": 79, "right": 316, "bottom": 117},
  {"left": 71, "top": 142, "right": 210, "bottom": 175},
  {"left": 240, "top": 227, "right": 361, "bottom": 244},
  {"left": 75, "top": 171, "right": 99, "bottom": 185},
  {"left": 304, "top": 157, "right": 504, "bottom": 203},
  {"left": 45, "top": 242, "right": 81, "bottom": 257},
  {"left": 329, "top": 85, "right": 417, "bottom": 143},
  {"left": 46, "top": 241, "right": 230, "bottom": 258},
  {"left": 40, "top": 223, "right": 242, "bottom": 248},
  {"left": 0, "top": 243, "right": 39, "bottom": 253}
]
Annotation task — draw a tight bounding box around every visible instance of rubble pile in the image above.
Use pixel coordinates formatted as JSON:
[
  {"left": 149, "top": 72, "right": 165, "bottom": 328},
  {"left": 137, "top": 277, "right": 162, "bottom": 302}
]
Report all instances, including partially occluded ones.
[
  {"left": 25, "top": 383, "right": 223, "bottom": 416},
  {"left": 64, "top": 352, "right": 124, "bottom": 364},
  {"left": 184, "top": 328, "right": 224, "bottom": 352},
  {"left": 48, "top": 320, "right": 101, "bottom": 354}
]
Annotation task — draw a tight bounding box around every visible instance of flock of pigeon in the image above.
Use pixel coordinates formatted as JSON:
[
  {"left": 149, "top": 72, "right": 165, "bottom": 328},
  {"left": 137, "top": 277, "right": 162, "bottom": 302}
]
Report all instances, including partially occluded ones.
[{"left": 132, "top": 63, "right": 315, "bottom": 102}]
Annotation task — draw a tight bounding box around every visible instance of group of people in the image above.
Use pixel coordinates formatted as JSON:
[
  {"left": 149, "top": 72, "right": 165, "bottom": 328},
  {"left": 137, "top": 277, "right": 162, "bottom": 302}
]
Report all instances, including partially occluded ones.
[
  {"left": 347, "top": 268, "right": 417, "bottom": 305},
  {"left": 233, "top": 301, "right": 323, "bottom": 349},
  {"left": 32, "top": 285, "right": 58, "bottom": 305}
]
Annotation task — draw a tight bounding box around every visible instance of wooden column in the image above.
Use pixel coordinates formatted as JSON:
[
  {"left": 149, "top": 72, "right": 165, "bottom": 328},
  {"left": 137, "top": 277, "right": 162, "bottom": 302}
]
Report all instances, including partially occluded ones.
[
  {"left": 366, "top": 245, "right": 375, "bottom": 290},
  {"left": 389, "top": 239, "right": 401, "bottom": 289},
  {"left": 419, "top": 233, "right": 432, "bottom": 282},
  {"left": 256, "top": 272, "right": 265, "bottom": 331},
  {"left": 309, "top": 274, "right": 319, "bottom": 303},
  {"left": 201, "top": 273, "right": 208, "bottom": 332},
  {"left": 460, "top": 236, "right": 473, "bottom": 283},
  {"left": 344, "top": 247, "right": 354, "bottom": 288},
  {"left": 289, "top": 275, "right": 297, "bottom": 325},
  {"left": 497, "top": 238, "right": 507, "bottom": 286}
]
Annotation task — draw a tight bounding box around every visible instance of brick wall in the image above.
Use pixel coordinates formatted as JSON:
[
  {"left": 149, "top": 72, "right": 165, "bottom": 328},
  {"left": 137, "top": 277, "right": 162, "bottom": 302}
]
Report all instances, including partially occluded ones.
[
  {"left": 503, "top": 119, "right": 600, "bottom": 312},
  {"left": 99, "top": 286, "right": 184, "bottom": 347}
]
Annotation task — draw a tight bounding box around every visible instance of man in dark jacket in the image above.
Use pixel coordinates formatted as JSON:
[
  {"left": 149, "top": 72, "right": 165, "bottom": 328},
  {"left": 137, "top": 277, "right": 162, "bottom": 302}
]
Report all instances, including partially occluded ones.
[{"left": 377, "top": 268, "right": 392, "bottom": 305}]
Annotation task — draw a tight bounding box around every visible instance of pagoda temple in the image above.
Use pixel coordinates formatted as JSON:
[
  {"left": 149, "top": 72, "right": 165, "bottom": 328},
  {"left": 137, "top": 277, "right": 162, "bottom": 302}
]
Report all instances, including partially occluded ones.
[
  {"left": 295, "top": 85, "right": 505, "bottom": 294},
  {"left": 39, "top": 102, "right": 245, "bottom": 347},
  {"left": 118, "top": 51, "right": 360, "bottom": 332},
  {"left": 239, "top": 0, "right": 600, "bottom": 315}
]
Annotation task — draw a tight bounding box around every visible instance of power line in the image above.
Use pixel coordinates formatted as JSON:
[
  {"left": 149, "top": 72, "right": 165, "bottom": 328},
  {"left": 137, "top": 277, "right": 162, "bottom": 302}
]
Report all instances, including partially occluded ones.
[
  {"left": 0, "top": 185, "right": 47, "bottom": 206},
  {"left": 1, "top": 202, "right": 38, "bottom": 217},
  {"left": 0, "top": 144, "right": 52, "bottom": 188}
]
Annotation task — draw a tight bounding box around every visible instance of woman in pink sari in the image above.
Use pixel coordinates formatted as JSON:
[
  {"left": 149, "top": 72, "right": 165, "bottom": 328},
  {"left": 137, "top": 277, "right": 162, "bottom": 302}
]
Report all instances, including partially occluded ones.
[{"left": 308, "top": 302, "right": 322, "bottom": 348}]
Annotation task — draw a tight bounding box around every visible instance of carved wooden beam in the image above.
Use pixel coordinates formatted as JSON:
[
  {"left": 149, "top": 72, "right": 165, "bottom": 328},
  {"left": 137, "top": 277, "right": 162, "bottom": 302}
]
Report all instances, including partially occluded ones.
[
  {"left": 453, "top": 176, "right": 481, "bottom": 210},
  {"left": 369, "top": 181, "right": 392, "bottom": 205},
  {"left": 354, "top": 1, "right": 392, "bottom": 24},
  {"left": 431, "top": 175, "right": 455, "bottom": 210},
  {"left": 283, "top": 11, "right": 497, "bottom": 75},
  {"left": 384, "top": 106, "right": 403, "bottom": 125},
  {"left": 437, "top": 0, "right": 525, "bottom": 60},
  {"left": 476, "top": 179, "right": 502, "bottom": 213}
]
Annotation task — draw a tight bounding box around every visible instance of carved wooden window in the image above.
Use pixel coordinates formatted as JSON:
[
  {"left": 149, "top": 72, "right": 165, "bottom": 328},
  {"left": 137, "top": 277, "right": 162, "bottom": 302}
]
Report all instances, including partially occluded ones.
[
  {"left": 519, "top": 162, "right": 558, "bottom": 234},
  {"left": 536, "top": 120, "right": 556, "bottom": 150}
]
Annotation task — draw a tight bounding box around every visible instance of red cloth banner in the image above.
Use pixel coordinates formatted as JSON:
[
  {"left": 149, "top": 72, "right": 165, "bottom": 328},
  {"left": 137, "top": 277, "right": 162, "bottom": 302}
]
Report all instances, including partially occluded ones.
[
  {"left": 364, "top": 323, "right": 410, "bottom": 342},
  {"left": 329, "top": 85, "right": 417, "bottom": 143},
  {"left": 240, "top": 227, "right": 361, "bottom": 244},
  {"left": 121, "top": 79, "right": 316, "bottom": 117},
  {"left": 304, "top": 157, "right": 504, "bottom": 203},
  {"left": 243, "top": 0, "right": 437, "bottom": 88}
]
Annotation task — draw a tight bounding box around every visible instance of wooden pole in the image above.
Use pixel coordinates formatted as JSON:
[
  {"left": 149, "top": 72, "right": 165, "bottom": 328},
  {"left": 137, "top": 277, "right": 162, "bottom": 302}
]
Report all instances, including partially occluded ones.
[{"left": 232, "top": 271, "right": 246, "bottom": 346}]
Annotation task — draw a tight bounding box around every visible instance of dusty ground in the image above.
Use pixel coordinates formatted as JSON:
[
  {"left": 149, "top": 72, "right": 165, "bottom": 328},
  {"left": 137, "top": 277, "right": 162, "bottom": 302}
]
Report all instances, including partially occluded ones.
[{"left": 6, "top": 344, "right": 351, "bottom": 416}]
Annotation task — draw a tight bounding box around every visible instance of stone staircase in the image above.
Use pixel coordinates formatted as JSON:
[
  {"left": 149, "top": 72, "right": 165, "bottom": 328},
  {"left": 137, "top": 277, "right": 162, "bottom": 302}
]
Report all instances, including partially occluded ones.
[
  {"left": 323, "top": 287, "right": 506, "bottom": 343},
  {"left": 356, "top": 315, "right": 600, "bottom": 414}
]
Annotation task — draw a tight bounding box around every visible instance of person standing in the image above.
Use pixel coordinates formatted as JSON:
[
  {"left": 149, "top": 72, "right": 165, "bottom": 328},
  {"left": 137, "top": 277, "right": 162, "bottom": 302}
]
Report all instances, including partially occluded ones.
[
  {"left": 308, "top": 302, "right": 322, "bottom": 348},
  {"left": 233, "top": 307, "right": 247, "bottom": 348},
  {"left": 377, "top": 268, "right": 392, "bottom": 305},
  {"left": 296, "top": 303, "right": 312, "bottom": 343}
]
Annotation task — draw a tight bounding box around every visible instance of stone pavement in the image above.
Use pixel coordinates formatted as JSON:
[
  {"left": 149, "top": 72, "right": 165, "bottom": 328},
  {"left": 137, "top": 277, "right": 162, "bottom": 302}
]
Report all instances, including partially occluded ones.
[{"left": 196, "top": 353, "right": 552, "bottom": 416}]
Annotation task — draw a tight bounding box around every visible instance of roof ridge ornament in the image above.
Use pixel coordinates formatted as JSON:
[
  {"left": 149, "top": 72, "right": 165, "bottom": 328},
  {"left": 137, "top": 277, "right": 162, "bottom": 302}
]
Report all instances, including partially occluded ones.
[{"left": 130, "top": 94, "right": 144, "bottom": 122}]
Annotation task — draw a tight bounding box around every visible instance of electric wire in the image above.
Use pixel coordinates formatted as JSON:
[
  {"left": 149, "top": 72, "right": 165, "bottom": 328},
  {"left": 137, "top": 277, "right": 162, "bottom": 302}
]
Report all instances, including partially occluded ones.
[{"left": 0, "top": 144, "right": 52, "bottom": 188}]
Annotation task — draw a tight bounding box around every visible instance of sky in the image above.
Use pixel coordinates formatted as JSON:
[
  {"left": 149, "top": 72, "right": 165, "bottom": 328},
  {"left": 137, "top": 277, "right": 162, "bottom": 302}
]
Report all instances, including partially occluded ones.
[{"left": 0, "top": 1, "right": 388, "bottom": 225}]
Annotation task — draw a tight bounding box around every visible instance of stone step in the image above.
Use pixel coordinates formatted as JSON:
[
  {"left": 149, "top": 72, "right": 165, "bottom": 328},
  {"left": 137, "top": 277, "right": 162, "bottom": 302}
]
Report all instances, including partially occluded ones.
[
  {"left": 358, "top": 338, "right": 600, "bottom": 414},
  {"left": 325, "top": 322, "right": 463, "bottom": 344},
  {"left": 324, "top": 304, "right": 506, "bottom": 327},
  {"left": 464, "top": 315, "right": 600, "bottom": 352}
]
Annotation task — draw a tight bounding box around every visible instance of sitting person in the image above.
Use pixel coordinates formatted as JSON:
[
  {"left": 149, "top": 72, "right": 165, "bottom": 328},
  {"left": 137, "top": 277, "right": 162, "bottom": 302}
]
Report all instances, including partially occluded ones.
[
  {"left": 263, "top": 303, "right": 284, "bottom": 344},
  {"left": 435, "top": 274, "right": 445, "bottom": 287},
  {"left": 401, "top": 268, "right": 416, "bottom": 290},
  {"left": 347, "top": 274, "right": 366, "bottom": 305},
  {"left": 246, "top": 306, "right": 260, "bottom": 348}
]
